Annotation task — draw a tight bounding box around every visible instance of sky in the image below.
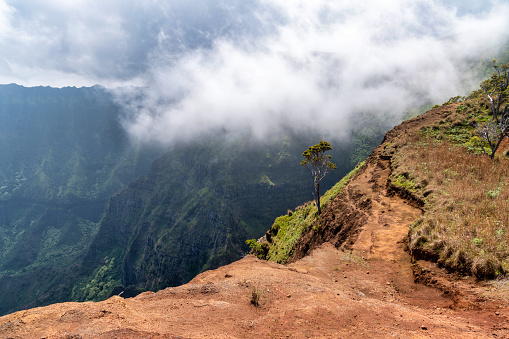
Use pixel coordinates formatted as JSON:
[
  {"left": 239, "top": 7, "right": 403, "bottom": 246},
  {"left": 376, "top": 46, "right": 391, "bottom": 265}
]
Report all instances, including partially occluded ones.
[{"left": 0, "top": 0, "right": 508, "bottom": 144}]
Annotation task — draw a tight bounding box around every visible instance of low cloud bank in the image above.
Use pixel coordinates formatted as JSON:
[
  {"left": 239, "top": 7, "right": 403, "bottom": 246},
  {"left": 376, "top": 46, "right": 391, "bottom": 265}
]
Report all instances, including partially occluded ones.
[
  {"left": 1, "top": 1, "right": 508, "bottom": 144},
  {"left": 117, "top": 0, "right": 509, "bottom": 145}
]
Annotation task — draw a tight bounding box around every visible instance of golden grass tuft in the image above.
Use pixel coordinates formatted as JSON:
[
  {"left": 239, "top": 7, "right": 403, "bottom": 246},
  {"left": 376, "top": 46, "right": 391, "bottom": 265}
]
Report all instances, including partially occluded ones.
[{"left": 250, "top": 284, "right": 265, "bottom": 307}]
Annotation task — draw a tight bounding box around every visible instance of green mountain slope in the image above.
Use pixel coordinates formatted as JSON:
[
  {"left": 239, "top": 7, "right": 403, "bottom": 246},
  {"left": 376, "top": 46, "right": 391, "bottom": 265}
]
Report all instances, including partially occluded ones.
[
  {"left": 73, "top": 133, "right": 375, "bottom": 300},
  {"left": 0, "top": 85, "right": 161, "bottom": 315}
]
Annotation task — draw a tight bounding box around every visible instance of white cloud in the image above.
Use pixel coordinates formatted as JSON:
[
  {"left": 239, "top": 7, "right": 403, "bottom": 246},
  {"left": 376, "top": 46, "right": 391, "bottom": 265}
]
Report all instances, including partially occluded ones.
[
  {"left": 0, "top": 1, "right": 13, "bottom": 35},
  {"left": 119, "top": 0, "right": 509, "bottom": 145},
  {"left": 0, "top": 0, "right": 271, "bottom": 86},
  {"left": 0, "top": 0, "right": 508, "bottom": 144}
]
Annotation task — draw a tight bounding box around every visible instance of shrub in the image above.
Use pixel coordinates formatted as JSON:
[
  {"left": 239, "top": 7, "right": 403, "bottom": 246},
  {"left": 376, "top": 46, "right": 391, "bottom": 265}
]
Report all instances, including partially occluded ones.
[
  {"left": 246, "top": 239, "right": 270, "bottom": 259},
  {"left": 250, "top": 285, "right": 265, "bottom": 307}
]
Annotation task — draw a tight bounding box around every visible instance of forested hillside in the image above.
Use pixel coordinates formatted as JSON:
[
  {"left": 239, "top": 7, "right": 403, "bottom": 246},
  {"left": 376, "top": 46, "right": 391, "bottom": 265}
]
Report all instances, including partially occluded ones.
[
  {"left": 0, "top": 85, "right": 161, "bottom": 315},
  {"left": 73, "top": 128, "right": 386, "bottom": 301},
  {"left": 0, "top": 85, "right": 387, "bottom": 315}
]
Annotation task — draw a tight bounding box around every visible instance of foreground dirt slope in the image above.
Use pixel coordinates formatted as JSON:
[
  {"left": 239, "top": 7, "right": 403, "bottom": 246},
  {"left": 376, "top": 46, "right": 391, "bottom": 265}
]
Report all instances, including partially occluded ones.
[{"left": 1, "top": 106, "right": 508, "bottom": 338}]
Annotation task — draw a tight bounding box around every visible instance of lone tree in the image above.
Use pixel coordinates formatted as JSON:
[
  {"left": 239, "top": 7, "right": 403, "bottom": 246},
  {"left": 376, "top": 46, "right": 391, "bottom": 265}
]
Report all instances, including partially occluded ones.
[
  {"left": 481, "top": 61, "right": 509, "bottom": 123},
  {"left": 478, "top": 61, "right": 509, "bottom": 159},
  {"left": 300, "top": 140, "right": 336, "bottom": 215},
  {"left": 476, "top": 120, "right": 509, "bottom": 160}
]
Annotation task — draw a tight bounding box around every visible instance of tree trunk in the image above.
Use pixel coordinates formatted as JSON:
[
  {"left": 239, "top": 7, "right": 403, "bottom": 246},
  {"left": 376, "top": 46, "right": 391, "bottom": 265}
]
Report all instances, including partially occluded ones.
[{"left": 315, "top": 183, "right": 321, "bottom": 215}]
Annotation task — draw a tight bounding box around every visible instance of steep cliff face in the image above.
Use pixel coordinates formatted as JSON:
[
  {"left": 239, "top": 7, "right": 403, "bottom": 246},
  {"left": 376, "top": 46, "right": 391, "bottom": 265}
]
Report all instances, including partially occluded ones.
[
  {"left": 77, "top": 135, "right": 358, "bottom": 298},
  {"left": 0, "top": 85, "right": 161, "bottom": 316},
  {"left": 0, "top": 85, "right": 388, "bottom": 313}
]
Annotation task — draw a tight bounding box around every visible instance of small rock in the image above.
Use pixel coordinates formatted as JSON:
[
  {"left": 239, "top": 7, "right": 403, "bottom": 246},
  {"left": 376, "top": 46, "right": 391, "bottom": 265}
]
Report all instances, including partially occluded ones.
[
  {"left": 287, "top": 294, "right": 291, "bottom": 298},
  {"left": 421, "top": 326, "right": 428, "bottom": 331},
  {"left": 356, "top": 291, "right": 366, "bottom": 298},
  {"left": 366, "top": 271, "right": 370, "bottom": 275},
  {"left": 495, "top": 311, "right": 500, "bottom": 316}
]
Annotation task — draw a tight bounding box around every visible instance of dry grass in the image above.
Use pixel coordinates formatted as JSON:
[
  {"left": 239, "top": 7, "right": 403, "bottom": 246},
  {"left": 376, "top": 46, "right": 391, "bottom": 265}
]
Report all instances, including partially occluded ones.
[
  {"left": 250, "top": 284, "right": 265, "bottom": 307},
  {"left": 395, "top": 134, "right": 509, "bottom": 279}
]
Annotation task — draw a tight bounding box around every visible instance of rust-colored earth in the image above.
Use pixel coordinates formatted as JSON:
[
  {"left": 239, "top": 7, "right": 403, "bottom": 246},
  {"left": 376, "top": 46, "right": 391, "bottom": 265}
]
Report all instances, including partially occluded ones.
[{"left": 1, "top": 106, "right": 508, "bottom": 338}]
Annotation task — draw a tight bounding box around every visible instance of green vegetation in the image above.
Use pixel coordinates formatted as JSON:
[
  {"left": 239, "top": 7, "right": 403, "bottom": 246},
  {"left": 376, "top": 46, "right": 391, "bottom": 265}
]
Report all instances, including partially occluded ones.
[
  {"left": 300, "top": 141, "right": 337, "bottom": 215},
  {"left": 72, "top": 256, "right": 121, "bottom": 301},
  {"left": 0, "top": 85, "right": 161, "bottom": 315},
  {"left": 248, "top": 161, "right": 364, "bottom": 264}
]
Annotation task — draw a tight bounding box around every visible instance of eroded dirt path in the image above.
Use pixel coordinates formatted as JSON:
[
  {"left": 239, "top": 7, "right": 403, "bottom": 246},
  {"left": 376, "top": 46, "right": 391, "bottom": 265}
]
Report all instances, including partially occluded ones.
[{"left": 346, "top": 157, "right": 452, "bottom": 309}]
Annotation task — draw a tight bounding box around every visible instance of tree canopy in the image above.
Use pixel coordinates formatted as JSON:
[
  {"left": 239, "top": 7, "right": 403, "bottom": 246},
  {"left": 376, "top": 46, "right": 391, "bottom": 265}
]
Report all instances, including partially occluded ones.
[
  {"left": 481, "top": 61, "right": 509, "bottom": 123},
  {"left": 300, "top": 140, "right": 336, "bottom": 215},
  {"left": 478, "top": 61, "right": 509, "bottom": 159}
]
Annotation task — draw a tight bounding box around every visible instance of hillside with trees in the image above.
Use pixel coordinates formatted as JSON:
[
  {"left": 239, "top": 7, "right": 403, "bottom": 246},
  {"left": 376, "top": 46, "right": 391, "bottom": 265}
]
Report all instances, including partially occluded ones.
[
  {"left": 255, "top": 64, "right": 509, "bottom": 283},
  {"left": 3, "top": 85, "right": 509, "bottom": 338},
  {"left": 0, "top": 50, "right": 508, "bottom": 318},
  {"left": 0, "top": 85, "right": 387, "bottom": 316},
  {"left": 0, "top": 85, "right": 162, "bottom": 315}
]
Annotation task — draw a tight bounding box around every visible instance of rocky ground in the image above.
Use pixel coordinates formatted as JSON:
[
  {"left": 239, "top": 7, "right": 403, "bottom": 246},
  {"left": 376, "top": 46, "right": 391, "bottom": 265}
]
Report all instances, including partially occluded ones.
[{"left": 1, "top": 106, "right": 508, "bottom": 338}]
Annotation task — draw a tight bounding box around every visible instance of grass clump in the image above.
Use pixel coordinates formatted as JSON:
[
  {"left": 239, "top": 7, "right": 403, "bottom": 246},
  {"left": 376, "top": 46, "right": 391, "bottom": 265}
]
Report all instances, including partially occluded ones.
[
  {"left": 245, "top": 239, "right": 270, "bottom": 260},
  {"left": 250, "top": 284, "right": 265, "bottom": 307}
]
